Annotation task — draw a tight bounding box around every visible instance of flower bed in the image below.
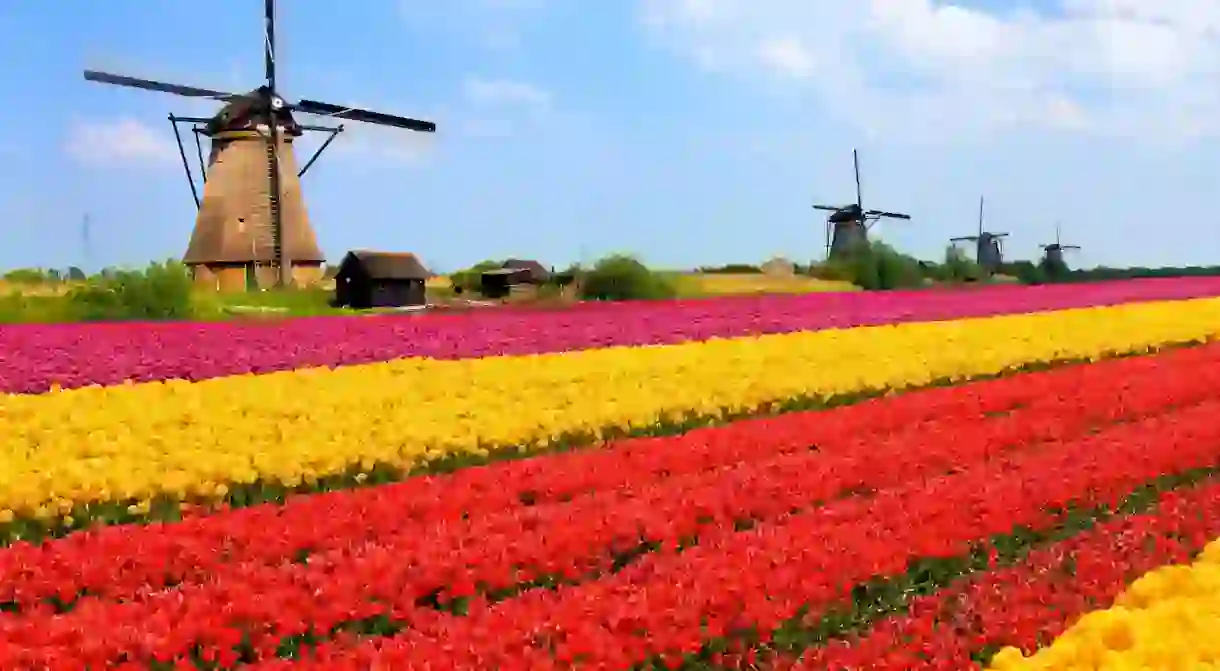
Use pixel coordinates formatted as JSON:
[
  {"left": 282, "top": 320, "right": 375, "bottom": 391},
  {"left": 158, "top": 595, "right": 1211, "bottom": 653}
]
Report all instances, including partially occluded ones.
[
  {"left": 4, "top": 277, "right": 1220, "bottom": 392},
  {"left": 3, "top": 298, "right": 1220, "bottom": 533},
  {"left": 987, "top": 537, "right": 1220, "bottom": 670},
  {"left": 4, "top": 336, "right": 1220, "bottom": 668}
]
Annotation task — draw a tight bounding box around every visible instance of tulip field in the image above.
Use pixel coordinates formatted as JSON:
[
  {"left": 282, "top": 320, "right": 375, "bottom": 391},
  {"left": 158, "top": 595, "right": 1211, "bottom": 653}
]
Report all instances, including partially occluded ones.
[{"left": 4, "top": 277, "right": 1220, "bottom": 669}]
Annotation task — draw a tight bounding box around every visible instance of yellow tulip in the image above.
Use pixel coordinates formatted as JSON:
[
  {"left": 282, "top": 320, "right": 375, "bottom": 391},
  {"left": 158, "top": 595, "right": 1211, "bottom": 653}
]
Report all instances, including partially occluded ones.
[
  {"left": 1, "top": 297, "right": 1219, "bottom": 518},
  {"left": 988, "top": 537, "right": 1220, "bottom": 669}
]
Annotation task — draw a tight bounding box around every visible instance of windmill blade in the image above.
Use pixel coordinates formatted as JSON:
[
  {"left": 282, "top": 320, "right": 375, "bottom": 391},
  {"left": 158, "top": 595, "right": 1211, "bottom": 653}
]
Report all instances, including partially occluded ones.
[
  {"left": 264, "top": 0, "right": 277, "bottom": 87},
  {"left": 813, "top": 204, "right": 844, "bottom": 212},
  {"left": 866, "top": 210, "right": 911, "bottom": 220},
  {"left": 950, "top": 236, "right": 978, "bottom": 242},
  {"left": 1062, "top": 245, "right": 1081, "bottom": 251},
  {"left": 853, "top": 149, "right": 862, "bottom": 210},
  {"left": 978, "top": 195, "right": 985, "bottom": 237},
  {"left": 292, "top": 99, "right": 436, "bottom": 132},
  {"left": 83, "top": 70, "right": 241, "bottom": 100}
]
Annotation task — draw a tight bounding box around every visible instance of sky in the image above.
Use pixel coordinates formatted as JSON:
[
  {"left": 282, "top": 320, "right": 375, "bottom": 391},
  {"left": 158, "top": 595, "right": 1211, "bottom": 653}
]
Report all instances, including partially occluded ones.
[{"left": 0, "top": 0, "right": 1218, "bottom": 273}]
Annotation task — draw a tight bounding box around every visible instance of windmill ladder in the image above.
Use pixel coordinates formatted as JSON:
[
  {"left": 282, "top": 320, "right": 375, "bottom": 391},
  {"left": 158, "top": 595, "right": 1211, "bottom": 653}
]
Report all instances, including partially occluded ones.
[{"left": 264, "top": 135, "right": 282, "bottom": 271}]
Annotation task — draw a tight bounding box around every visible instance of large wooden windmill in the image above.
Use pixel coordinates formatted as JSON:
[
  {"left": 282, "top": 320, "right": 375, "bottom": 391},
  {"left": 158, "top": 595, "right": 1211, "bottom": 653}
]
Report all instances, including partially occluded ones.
[
  {"left": 83, "top": 0, "right": 436, "bottom": 291},
  {"left": 812, "top": 149, "right": 911, "bottom": 260}
]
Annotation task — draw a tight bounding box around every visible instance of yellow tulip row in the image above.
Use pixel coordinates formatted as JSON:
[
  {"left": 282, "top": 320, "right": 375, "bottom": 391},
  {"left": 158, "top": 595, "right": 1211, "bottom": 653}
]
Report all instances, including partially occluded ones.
[
  {"left": 2, "top": 297, "right": 1220, "bottom": 521},
  {"left": 989, "top": 538, "right": 1220, "bottom": 670}
]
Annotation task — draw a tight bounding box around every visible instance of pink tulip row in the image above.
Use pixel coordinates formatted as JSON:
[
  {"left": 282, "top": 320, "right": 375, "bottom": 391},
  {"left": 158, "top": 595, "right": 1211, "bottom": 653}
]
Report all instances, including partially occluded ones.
[{"left": 4, "top": 277, "right": 1220, "bottom": 393}]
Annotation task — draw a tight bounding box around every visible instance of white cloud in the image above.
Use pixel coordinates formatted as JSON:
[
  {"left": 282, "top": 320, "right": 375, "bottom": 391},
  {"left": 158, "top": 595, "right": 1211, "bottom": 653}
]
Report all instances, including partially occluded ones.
[
  {"left": 757, "top": 37, "right": 817, "bottom": 79},
  {"left": 306, "top": 97, "right": 444, "bottom": 166},
  {"left": 458, "top": 78, "right": 553, "bottom": 138},
  {"left": 65, "top": 118, "right": 177, "bottom": 166},
  {"left": 639, "top": 0, "right": 1220, "bottom": 141},
  {"left": 463, "top": 77, "right": 552, "bottom": 110}
]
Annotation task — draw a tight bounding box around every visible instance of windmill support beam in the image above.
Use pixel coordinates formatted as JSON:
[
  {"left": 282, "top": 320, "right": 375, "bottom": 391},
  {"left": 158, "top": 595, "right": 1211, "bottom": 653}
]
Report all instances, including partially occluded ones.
[
  {"left": 192, "top": 127, "right": 207, "bottom": 182},
  {"left": 167, "top": 114, "right": 201, "bottom": 210},
  {"left": 297, "top": 124, "right": 344, "bottom": 178}
]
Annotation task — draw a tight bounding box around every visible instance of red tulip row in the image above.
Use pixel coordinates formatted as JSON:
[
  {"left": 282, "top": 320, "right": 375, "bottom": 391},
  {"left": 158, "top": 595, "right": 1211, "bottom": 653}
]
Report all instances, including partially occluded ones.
[
  {"left": 242, "top": 399, "right": 1220, "bottom": 671},
  {"left": 773, "top": 479, "right": 1220, "bottom": 671},
  {"left": 4, "top": 391, "right": 1220, "bottom": 670},
  {"left": 0, "top": 383, "right": 1165, "bottom": 667},
  {"left": 5, "top": 343, "right": 1218, "bottom": 618}
]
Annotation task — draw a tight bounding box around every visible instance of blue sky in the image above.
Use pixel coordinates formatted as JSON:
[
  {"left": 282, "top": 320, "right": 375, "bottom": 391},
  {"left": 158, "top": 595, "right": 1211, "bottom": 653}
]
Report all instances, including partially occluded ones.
[{"left": 1, "top": 0, "right": 1218, "bottom": 273}]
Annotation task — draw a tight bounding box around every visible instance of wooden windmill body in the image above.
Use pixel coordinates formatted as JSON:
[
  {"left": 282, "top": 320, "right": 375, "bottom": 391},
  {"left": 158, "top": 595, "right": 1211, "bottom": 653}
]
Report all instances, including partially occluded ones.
[
  {"left": 184, "top": 92, "right": 325, "bottom": 290},
  {"left": 83, "top": 0, "right": 436, "bottom": 291}
]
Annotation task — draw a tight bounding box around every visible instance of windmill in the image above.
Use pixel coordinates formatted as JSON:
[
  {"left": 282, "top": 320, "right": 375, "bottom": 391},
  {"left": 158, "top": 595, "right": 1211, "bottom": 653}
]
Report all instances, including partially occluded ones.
[
  {"left": 812, "top": 149, "right": 911, "bottom": 260},
  {"left": 83, "top": 0, "right": 436, "bottom": 291},
  {"left": 1040, "top": 221, "right": 1081, "bottom": 268},
  {"left": 950, "top": 195, "right": 1008, "bottom": 274}
]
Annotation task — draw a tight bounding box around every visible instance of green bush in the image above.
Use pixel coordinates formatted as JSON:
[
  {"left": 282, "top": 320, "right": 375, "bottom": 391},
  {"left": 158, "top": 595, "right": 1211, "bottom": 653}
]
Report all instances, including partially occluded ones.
[
  {"left": 552, "top": 263, "right": 582, "bottom": 288},
  {"left": 872, "top": 242, "right": 925, "bottom": 290},
  {"left": 1006, "top": 260, "right": 1048, "bottom": 285},
  {"left": 807, "top": 262, "right": 857, "bottom": 283},
  {"left": 449, "top": 260, "right": 502, "bottom": 293},
  {"left": 815, "top": 242, "right": 925, "bottom": 291},
  {"left": 2, "top": 268, "right": 56, "bottom": 284},
  {"left": 65, "top": 260, "right": 195, "bottom": 321},
  {"left": 578, "top": 254, "right": 676, "bottom": 301},
  {"left": 697, "top": 263, "right": 763, "bottom": 274},
  {"left": 0, "top": 294, "right": 71, "bottom": 323},
  {"left": 941, "top": 245, "right": 982, "bottom": 282}
]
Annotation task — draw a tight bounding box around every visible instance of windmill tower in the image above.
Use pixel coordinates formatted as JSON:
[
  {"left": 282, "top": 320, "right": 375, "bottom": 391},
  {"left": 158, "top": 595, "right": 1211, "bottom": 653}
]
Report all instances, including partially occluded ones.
[
  {"left": 812, "top": 149, "right": 911, "bottom": 260},
  {"left": 950, "top": 196, "right": 1008, "bottom": 274},
  {"left": 83, "top": 0, "right": 436, "bottom": 291},
  {"left": 1040, "top": 221, "right": 1081, "bottom": 268}
]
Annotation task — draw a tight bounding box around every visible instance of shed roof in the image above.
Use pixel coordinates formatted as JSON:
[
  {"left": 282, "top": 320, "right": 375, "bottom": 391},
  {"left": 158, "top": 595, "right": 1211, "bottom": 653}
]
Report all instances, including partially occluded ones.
[
  {"left": 500, "top": 258, "right": 551, "bottom": 282},
  {"left": 339, "top": 250, "right": 431, "bottom": 280}
]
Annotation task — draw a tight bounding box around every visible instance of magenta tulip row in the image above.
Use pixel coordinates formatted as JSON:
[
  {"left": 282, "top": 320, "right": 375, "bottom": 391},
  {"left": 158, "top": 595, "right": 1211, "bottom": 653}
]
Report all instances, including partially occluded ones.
[{"left": 3, "top": 277, "right": 1220, "bottom": 393}]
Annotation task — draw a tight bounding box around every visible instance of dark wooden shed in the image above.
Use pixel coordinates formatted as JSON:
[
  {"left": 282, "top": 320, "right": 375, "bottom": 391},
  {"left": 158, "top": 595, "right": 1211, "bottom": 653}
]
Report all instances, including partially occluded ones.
[
  {"left": 481, "top": 259, "right": 551, "bottom": 299},
  {"left": 334, "top": 250, "right": 430, "bottom": 309}
]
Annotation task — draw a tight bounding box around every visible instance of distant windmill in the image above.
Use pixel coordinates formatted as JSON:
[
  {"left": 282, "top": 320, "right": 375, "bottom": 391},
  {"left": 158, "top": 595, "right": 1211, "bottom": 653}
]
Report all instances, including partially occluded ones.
[
  {"left": 812, "top": 149, "right": 911, "bottom": 260},
  {"left": 1040, "top": 221, "right": 1081, "bottom": 268},
  {"left": 950, "top": 195, "right": 1008, "bottom": 274}
]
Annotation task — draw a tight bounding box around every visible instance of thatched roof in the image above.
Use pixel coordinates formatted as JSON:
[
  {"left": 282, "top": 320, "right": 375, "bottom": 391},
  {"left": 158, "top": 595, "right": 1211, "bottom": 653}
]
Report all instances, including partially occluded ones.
[{"left": 338, "top": 251, "right": 430, "bottom": 280}]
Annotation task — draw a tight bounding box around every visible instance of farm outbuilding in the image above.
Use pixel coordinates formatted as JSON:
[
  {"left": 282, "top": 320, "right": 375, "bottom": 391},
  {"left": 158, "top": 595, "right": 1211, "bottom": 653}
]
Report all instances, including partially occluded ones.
[
  {"left": 333, "top": 250, "right": 430, "bottom": 309},
  {"left": 480, "top": 259, "right": 551, "bottom": 299}
]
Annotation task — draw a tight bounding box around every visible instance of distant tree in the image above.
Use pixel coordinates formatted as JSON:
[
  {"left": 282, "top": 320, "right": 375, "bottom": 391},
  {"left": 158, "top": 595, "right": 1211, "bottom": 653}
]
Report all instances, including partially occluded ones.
[
  {"left": 67, "top": 260, "right": 194, "bottom": 321},
  {"left": 449, "top": 260, "right": 502, "bottom": 293},
  {"left": 579, "top": 254, "right": 676, "bottom": 301},
  {"left": 2, "top": 268, "right": 51, "bottom": 284},
  {"left": 67, "top": 266, "right": 87, "bottom": 281},
  {"left": 943, "top": 245, "right": 982, "bottom": 282}
]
